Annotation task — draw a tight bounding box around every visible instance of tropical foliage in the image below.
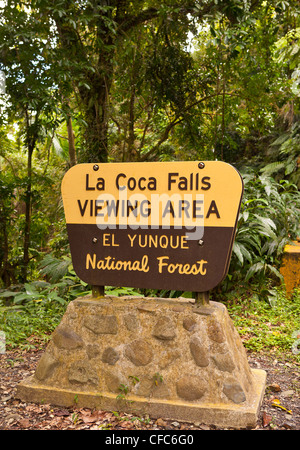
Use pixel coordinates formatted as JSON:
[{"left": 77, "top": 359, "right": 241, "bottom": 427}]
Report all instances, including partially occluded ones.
[{"left": 0, "top": 1, "right": 299, "bottom": 353}]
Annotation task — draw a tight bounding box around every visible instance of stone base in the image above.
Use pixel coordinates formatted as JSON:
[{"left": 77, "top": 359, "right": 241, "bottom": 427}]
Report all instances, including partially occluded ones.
[{"left": 16, "top": 296, "right": 266, "bottom": 429}]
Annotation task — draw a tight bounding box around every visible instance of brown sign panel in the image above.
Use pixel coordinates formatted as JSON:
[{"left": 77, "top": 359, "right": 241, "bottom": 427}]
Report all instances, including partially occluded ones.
[{"left": 61, "top": 161, "right": 243, "bottom": 292}]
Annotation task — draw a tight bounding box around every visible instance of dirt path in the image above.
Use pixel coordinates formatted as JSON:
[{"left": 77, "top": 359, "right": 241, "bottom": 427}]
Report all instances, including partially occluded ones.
[{"left": 0, "top": 348, "right": 299, "bottom": 430}]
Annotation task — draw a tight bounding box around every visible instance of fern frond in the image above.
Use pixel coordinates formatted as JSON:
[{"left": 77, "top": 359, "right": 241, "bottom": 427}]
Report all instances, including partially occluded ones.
[
  {"left": 260, "top": 161, "right": 285, "bottom": 174},
  {"left": 38, "top": 254, "right": 71, "bottom": 283}
]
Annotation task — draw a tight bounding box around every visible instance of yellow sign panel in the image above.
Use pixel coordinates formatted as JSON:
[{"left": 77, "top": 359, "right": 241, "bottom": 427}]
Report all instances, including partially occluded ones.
[
  {"left": 62, "top": 161, "right": 243, "bottom": 228},
  {"left": 61, "top": 161, "right": 243, "bottom": 292}
]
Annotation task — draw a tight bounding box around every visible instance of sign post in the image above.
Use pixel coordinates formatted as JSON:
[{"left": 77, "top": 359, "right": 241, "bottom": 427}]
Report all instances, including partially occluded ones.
[
  {"left": 92, "top": 285, "right": 104, "bottom": 298},
  {"left": 194, "top": 291, "right": 210, "bottom": 305}
]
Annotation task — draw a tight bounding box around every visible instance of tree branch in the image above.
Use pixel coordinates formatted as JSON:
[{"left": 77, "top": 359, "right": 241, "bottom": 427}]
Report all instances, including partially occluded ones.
[
  {"left": 139, "top": 90, "right": 238, "bottom": 161},
  {"left": 117, "top": 7, "right": 159, "bottom": 34},
  {"left": 117, "top": 2, "right": 214, "bottom": 36}
]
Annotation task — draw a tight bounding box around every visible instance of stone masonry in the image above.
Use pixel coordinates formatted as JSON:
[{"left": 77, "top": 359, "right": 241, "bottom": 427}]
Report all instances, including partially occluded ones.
[{"left": 16, "top": 295, "right": 266, "bottom": 428}]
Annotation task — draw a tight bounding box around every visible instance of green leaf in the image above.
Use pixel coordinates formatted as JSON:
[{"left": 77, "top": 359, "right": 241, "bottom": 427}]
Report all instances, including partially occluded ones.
[
  {"left": 245, "top": 262, "right": 264, "bottom": 281},
  {"left": 24, "top": 283, "right": 39, "bottom": 297},
  {"left": 234, "top": 243, "right": 244, "bottom": 264},
  {"left": 13, "top": 293, "right": 32, "bottom": 304},
  {"left": 39, "top": 255, "right": 71, "bottom": 283},
  {"left": 0, "top": 291, "right": 18, "bottom": 298},
  {"left": 233, "top": 242, "right": 249, "bottom": 264},
  {"left": 267, "top": 265, "right": 284, "bottom": 281}
]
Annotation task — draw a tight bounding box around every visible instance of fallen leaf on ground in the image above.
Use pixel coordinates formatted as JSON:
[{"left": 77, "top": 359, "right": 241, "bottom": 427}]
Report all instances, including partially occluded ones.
[
  {"left": 262, "top": 411, "right": 272, "bottom": 427},
  {"left": 272, "top": 399, "right": 292, "bottom": 414},
  {"left": 80, "top": 409, "right": 104, "bottom": 424},
  {"left": 54, "top": 409, "right": 70, "bottom": 417},
  {"left": 268, "top": 383, "right": 281, "bottom": 392},
  {"left": 156, "top": 418, "right": 167, "bottom": 427},
  {"left": 81, "top": 414, "right": 99, "bottom": 424},
  {"left": 18, "top": 418, "right": 30, "bottom": 428}
]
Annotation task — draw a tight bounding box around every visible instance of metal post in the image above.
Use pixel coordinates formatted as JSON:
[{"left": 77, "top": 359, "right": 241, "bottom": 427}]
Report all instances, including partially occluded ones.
[
  {"left": 194, "top": 291, "right": 210, "bottom": 306},
  {"left": 92, "top": 285, "right": 105, "bottom": 298}
]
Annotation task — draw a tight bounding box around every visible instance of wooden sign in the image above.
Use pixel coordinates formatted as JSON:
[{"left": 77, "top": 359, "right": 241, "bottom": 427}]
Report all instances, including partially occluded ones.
[{"left": 61, "top": 161, "right": 243, "bottom": 292}]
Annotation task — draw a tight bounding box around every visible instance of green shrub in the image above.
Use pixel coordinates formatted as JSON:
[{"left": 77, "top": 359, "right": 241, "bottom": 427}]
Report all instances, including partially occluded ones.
[
  {"left": 226, "top": 287, "right": 300, "bottom": 361},
  {"left": 220, "top": 169, "right": 300, "bottom": 302},
  {"left": 0, "top": 300, "right": 66, "bottom": 350}
]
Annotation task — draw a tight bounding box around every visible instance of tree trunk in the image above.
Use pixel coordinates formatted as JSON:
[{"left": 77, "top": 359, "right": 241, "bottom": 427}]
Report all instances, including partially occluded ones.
[
  {"left": 50, "top": 1, "right": 160, "bottom": 163},
  {"left": 22, "top": 144, "right": 33, "bottom": 283},
  {"left": 67, "top": 116, "right": 77, "bottom": 166},
  {"left": 53, "top": 3, "right": 115, "bottom": 163},
  {"left": 79, "top": 81, "right": 110, "bottom": 163},
  {"left": 77, "top": 30, "right": 115, "bottom": 163},
  {"left": 0, "top": 198, "right": 10, "bottom": 287},
  {"left": 126, "top": 47, "right": 138, "bottom": 162}
]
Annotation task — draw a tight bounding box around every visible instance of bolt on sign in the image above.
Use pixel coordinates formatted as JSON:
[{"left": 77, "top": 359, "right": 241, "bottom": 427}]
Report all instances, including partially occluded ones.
[{"left": 61, "top": 161, "right": 243, "bottom": 292}]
